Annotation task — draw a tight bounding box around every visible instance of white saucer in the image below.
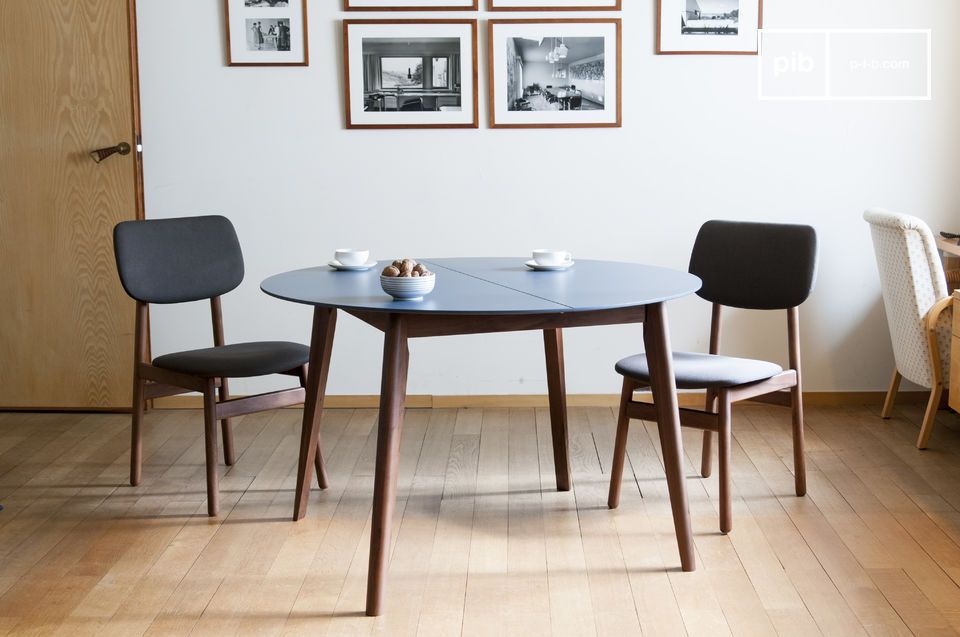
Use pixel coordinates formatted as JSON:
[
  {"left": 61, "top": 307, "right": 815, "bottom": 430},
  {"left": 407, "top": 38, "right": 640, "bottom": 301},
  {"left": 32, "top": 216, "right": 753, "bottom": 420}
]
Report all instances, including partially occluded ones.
[
  {"left": 329, "top": 259, "right": 378, "bottom": 272},
  {"left": 524, "top": 259, "right": 575, "bottom": 272}
]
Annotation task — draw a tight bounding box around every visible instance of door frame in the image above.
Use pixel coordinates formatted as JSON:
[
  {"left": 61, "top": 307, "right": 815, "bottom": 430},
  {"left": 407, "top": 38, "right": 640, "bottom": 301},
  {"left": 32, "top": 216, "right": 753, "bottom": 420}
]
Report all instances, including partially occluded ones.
[{"left": 128, "top": 0, "right": 146, "bottom": 223}]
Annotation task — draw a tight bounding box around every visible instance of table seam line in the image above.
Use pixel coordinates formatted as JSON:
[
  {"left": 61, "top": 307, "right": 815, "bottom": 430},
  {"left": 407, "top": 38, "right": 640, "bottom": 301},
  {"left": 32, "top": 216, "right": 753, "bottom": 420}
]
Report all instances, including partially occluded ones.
[{"left": 422, "top": 260, "right": 578, "bottom": 311}]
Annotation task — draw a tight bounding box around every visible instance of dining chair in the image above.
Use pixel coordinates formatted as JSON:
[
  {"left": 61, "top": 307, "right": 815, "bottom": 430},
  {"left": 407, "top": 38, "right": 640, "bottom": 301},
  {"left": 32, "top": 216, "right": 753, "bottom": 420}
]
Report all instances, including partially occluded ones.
[
  {"left": 113, "top": 215, "right": 329, "bottom": 516},
  {"left": 863, "top": 208, "right": 952, "bottom": 449},
  {"left": 607, "top": 220, "right": 818, "bottom": 534}
]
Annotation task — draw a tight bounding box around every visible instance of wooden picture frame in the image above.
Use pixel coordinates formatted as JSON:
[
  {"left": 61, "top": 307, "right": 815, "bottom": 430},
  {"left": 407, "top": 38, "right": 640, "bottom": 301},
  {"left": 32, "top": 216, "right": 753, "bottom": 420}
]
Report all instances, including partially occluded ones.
[
  {"left": 344, "top": 0, "right": 479, "bottom": 10},
  {"left": 343, "top": 19, "right": 480, "bottom": 129},
  {"left": 225, "top": 0, "right": 309, "bottom": 66},
  {"left": 488, "top": 18, "right": 621, "bottom": 129},
  {"left": 657, "top": 0, "right": 763, "bottom": 55},
  {"left": 488, "top": 0, "right": 621, "bottom": 11}
]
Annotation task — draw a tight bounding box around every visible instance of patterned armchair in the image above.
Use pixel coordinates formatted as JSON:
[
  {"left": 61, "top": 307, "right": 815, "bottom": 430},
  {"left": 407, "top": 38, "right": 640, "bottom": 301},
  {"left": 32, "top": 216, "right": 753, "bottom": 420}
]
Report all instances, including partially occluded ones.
[{"left": 864, "top": 208, "right": 952, "bottom": 448}]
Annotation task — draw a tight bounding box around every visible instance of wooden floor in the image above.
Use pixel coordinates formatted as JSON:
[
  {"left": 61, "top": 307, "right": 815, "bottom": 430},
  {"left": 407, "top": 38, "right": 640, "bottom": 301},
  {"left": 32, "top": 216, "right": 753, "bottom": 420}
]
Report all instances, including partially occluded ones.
[{"left": 3, "top": 403, "right": 960, "bottom": 636}]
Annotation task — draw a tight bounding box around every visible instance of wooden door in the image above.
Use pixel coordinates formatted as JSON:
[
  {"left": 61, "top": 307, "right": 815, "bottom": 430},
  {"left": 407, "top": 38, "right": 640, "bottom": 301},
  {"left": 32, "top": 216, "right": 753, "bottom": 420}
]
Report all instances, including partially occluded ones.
[{"left": 0, "top": 0, "right": 143, "bottom": 409}]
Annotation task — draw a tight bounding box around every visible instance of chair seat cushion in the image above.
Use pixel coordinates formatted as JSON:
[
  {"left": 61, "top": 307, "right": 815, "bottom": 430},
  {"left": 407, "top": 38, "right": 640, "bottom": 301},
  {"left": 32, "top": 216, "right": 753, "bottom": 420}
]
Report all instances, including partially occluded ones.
[
  {"left": 153, "top": 341, "right": 309, "bottom": 378},
  {"left": 615, "top": 351, "right": 783, "bottom": 389}
]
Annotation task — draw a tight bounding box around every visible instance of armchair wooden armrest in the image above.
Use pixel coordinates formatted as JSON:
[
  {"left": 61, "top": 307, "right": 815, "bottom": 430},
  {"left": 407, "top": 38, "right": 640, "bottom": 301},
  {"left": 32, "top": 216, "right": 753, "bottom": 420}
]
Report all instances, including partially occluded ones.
[{"left": 916, "top": 296, "right": 954, "bottom": 448}]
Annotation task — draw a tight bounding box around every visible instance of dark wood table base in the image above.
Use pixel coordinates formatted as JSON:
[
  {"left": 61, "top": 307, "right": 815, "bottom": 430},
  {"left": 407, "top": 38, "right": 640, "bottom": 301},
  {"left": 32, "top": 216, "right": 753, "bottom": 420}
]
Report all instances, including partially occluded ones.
[{"left": 290, "top": 303, "right": 695, "bottom": 616}]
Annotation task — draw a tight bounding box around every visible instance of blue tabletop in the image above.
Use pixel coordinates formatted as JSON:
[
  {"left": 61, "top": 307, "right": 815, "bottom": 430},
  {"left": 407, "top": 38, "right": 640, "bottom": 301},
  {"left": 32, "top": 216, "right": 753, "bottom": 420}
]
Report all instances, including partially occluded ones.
[{"left": 261, "top": 258, "right": 701, "bottom": 315}]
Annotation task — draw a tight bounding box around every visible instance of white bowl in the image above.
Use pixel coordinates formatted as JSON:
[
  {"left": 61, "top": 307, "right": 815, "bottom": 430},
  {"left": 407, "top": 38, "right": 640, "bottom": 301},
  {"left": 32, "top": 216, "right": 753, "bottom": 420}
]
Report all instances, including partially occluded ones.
[{"left": 380, "top": 273, "right": 436, "bottom": 301}]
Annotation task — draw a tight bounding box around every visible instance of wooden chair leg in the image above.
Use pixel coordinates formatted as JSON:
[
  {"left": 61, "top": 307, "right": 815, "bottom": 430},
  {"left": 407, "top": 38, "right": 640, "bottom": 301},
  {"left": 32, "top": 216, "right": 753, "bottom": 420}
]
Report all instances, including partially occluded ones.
[
  {"left": 701, "top": 388, "right": 718, "bottom": 478},
  {"left": 130, "top": 301, "right": 148, "bottom": 487},
  {"left": 130, "top": 373, "right": 145, "bottom": 486},
  {"left": 218, "top": 377, "right": 235, "bottom": 466},
  {"left": 608, "top": 378, "right": 636, "bottom": 509},
  {"left": 881, "top": 369, "right": 901, "bottom": 419},
  {"left": 718, "top": 391, "right": 732, "bottom": 534},
  {"left": 202, "top": 379, "right": 220, "bottom": 517},
  {"left": 791, "top": 381, "right": 807, "bottom": 497},
  {"left": 314, "top": 443, "right": 329, "bottom": 490},
  {"left": 917, "top": 384, "right": 943, "bottom": 450}
]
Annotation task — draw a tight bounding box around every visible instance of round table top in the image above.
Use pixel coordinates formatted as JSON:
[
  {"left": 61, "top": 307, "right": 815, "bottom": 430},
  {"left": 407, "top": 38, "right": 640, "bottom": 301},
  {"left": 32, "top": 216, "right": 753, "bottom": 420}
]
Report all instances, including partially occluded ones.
[{"left": 261, "top": 258, "right": 702, "bottom": 315}]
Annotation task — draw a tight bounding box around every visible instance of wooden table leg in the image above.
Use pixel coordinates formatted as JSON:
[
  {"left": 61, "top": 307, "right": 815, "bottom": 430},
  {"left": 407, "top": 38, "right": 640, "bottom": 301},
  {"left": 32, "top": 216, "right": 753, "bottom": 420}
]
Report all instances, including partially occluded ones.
[
  {"left": 643, "top": 302, "right": 695, "bottom": 572},
  {"left": 298, "top": 363, "right": 329, "bottom": 490},
  {"left": 292, "top": 307, "right": 337, "bottom": 521},
  {"left": 543, "top": 328, "right": 572, "bottom": 492},
  {"left": 366, "top": 314, "right": 410, "bottom": 616}
]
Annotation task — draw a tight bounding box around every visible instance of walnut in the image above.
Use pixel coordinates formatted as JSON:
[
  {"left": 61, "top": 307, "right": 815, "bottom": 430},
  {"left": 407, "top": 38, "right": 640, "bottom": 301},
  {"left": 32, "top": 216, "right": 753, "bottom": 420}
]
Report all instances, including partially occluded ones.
[{"left": 385, "top": 258, "right": 431, "bottom": 278}]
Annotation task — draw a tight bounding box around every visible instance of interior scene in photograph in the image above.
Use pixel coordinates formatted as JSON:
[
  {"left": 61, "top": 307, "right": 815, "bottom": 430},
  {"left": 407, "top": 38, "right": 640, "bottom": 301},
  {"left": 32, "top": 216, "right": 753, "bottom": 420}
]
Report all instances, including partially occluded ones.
[
  {"left": 682, "top": 0, "right": 739, "bottom": 35},
  {"left": 362, "top": 38, "right": 462, "bottom": 112},
  {"left": 506, "top": 36, "right": 605, "bottom": 112},
  {"left": 245, "top": 18, "right": 291, "bottom": 51}
]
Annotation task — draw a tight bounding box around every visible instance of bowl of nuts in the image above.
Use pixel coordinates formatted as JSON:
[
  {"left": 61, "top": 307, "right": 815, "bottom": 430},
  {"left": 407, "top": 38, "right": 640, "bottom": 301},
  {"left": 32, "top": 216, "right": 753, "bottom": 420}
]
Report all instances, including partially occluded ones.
[{"left": 380, "top": 259, "right": 435, "bottom": 301}]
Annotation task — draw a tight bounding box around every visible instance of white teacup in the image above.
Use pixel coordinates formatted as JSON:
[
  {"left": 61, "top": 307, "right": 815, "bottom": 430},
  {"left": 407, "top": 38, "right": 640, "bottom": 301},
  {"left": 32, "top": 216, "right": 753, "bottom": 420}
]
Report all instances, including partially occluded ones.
[
  {"left": 335, "top": 248, "right": 369, "bottom": 267},
  {"left": 532, "top": 249, "right": 572, "bottom": 266}
]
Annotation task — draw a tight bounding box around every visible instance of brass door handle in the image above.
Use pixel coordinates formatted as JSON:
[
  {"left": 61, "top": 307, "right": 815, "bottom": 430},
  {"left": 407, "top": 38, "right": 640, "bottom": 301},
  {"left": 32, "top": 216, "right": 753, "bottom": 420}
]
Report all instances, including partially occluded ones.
[{"left": 90, "top": 142, "right": 131, "bottom": 163}]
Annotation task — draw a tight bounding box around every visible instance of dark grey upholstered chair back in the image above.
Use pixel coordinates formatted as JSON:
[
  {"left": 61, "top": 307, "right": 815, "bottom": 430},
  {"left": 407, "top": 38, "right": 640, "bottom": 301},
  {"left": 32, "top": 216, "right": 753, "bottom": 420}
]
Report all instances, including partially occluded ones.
[
  {"left": 114, "top": 215, "right": 244, "bottom": 304},
  {"left": 688, "top": 220, "right": 818, "bottom": 310}
]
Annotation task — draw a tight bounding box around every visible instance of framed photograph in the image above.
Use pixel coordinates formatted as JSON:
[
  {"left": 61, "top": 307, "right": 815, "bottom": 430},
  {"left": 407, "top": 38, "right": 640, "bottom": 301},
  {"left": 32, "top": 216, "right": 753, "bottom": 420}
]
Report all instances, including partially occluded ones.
[
  {"left": 657, "top": 0, "right": 763, "bottom": 55},
  {"left": 344, "top": 0, "right": 478, "bottom": 10},
  {"left": 343, "top": 20, "right": 479, "bottom": 129},
  {"left": 225, "top": 0, "right": 308, "bottom": 66},
  {"left": 488, "top": 0, "right": 621, "bottom": 11},
  {"left": 488, "top": 19, "right": 621, "bottom": 128}
]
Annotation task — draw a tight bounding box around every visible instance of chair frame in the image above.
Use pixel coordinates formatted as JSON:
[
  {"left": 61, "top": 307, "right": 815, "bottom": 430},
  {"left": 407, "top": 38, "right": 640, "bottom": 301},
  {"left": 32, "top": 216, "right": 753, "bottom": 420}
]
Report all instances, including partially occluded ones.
[
  {"left": 881, "top": 296, "right": 952, "bottom": 449},
  {"left": 129, "top": 297, "right": 328, "bottom": 516},
  {"left": 608, "top": 303, "right": 807, "bottom": 533}
]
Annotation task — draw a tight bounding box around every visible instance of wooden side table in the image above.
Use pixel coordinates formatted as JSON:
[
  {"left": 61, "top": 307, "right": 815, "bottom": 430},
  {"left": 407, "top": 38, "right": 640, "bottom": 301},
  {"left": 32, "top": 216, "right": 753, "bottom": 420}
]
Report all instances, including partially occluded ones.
[
  {"left": 936, "top": 236, "right": 960, "bottom": 293},
  {"left": 950, "top": 291, "right": 960, "bottom": 413}
]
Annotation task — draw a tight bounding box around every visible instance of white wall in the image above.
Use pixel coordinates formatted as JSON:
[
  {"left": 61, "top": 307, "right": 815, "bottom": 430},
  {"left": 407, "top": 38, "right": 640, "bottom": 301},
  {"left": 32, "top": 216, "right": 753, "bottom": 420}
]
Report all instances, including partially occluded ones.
[{"left": 137, "top": 0, "right": 960, "bottom": 397}]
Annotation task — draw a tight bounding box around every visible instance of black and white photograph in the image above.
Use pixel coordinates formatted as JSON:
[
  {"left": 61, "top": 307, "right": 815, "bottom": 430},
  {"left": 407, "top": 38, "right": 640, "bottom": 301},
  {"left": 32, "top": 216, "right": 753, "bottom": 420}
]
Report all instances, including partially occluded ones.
[
  {"left": 488, "top": 0, "right": 620, "bottom": 10},
  {"left": 362, "top": 37, "right": 462, "bottom": 112},
  {"left": 489, "top": 20, "right": 620, "bottom": 128},
  {"left": 245, "top": 18, "right": 291, "bottom": 52},
  {"left": 344, "top": 20, "right": 478, "bottom": 128},
  {"left": 658, "top": 0, "right": 762, "bottom": 54},
  {"left": 344, "top": 0, "right": 477, "bottom": 10},
  {"left": 505, "top": 37, "right": 606, "bottom": 113},
  {"left": 226, "top": 0, "right": 308, "bottom": 66},
  {"left": 681, "top": 0, "right": 739, "bottom": 36}
]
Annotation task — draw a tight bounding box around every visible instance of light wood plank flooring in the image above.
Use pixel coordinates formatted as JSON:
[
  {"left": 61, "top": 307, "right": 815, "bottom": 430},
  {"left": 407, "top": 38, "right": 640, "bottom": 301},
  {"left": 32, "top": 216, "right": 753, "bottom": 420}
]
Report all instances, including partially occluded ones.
[{"left": 2, "top": 403, "right": 960, "bottom": 635}]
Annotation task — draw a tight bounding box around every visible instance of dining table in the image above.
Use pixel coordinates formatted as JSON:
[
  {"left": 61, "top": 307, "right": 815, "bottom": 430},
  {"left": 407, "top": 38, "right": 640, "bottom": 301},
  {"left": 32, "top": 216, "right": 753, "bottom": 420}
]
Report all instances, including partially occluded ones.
[
  {"left": 260, "top": 257, "right": 702, "bottom": 616},
  {"left": 544, "top": 87, "right": 579, "bottom": 110}
]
